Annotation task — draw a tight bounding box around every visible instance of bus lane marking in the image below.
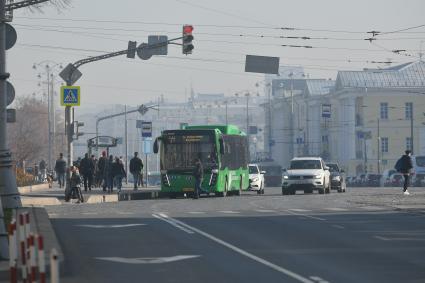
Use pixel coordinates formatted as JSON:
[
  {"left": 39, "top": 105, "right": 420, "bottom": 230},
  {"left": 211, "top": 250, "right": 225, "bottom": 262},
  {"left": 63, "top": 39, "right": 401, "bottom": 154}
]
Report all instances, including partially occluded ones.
[{"left": 157, "top": 213, "right": 317, "bottom": 283}]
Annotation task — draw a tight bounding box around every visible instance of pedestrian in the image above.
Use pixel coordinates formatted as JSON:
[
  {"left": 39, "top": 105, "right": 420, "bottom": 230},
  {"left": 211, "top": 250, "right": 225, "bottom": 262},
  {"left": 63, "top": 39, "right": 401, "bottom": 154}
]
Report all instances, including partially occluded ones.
[
  {"left": 69, "top": 166, "right": 84, "bottom": 203},
  {"left": 129, "top": 152, "right": 144, "bottom": 190},
  {"left": 54, "top": 153, "right": 67, "bottom": 188},
  {"left": 98, "top": 151, "right": 107, "bottom": 190},
  {"left": 112, "top": 156, "right": 126, "bottom": 193},
  {"left": 34, "top": 164, "right": 39, "bottom": 182},
  {"left": 395, "top": 150, "right": 413, "bottom": 195},
  {"left": 104, "top": 155, "right": 114, "bottom": 193},
  {"left": 39, "top": 159, "right": 47, "bottom": 182},
  {"left": 193, "top": 158, "right": 203, "bottom": 199},
  {"left": 91, "top": 155, "right": 98, "bottom": 187},
  {"left": 79, "top": 153, "right": 95, "bottom": 192}
]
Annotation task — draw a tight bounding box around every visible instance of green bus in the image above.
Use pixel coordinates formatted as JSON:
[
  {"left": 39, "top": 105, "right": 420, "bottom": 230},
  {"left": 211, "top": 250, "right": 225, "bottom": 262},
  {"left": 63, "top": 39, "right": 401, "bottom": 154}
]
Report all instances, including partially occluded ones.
[{"left": 153, "top": 124, "right": 249, "bottom": 197}]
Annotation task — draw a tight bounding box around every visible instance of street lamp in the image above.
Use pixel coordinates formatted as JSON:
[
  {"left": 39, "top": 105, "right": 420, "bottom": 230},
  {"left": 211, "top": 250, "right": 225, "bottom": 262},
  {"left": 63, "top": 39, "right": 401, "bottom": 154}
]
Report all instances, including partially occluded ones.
[{"left": 33, "top": 61, "right": 63, "bottom": 172}]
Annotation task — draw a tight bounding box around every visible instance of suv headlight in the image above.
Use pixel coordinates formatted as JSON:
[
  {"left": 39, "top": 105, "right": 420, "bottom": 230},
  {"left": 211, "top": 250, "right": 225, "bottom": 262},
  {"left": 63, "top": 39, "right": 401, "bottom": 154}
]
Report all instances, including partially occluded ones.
[
  {"left": 283, "top": 175, "right": 289, "bottom": 180},
  {"left": 252, "top": 177, "right": 259, "bottom": 182},
  {"left": 332, "top": 176, "right": 341, "bottom": 181},
  {"left": 314, "top": 174, "right": 323, "bottom": 179}
]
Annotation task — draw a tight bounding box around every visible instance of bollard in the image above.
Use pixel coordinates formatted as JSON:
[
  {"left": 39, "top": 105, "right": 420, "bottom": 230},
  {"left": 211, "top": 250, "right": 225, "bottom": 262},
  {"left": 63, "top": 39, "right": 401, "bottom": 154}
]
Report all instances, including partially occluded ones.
[
  {"left": 50, "top": 248, "right": 60, "bottom": 283},
  {"left": 103, "top": 195, "right": 106, "bottom": 202},
  {"left": 29, "top": 234, "right": 37, "bottom": 283},
  {"left": 37, "top": 235, "right": 46, "bottom": 283},
  {"left": 18, "top": 214, "right": 28, "bottom": 283},
  {"left": 8, "top": 220, "right": 17, "bottom": 283}
]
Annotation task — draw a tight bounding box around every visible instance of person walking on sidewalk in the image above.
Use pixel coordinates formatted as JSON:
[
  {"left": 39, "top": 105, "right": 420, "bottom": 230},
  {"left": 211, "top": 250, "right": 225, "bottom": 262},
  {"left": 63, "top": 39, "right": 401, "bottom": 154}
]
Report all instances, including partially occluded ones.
[
  {"left": 104, "top": 155, "right": 114, "bottom": 192},
  {"left": 98, "top": 151, "right": 107, "bottom": 189},
  {"left": 68, "top": 166, "right": 84, "bottom": 203},
  {"left": 112, "top": 156, "right": 126, "bottom": 193},
  {"left": 129, "top": 152, "right": 144, "bottom": 190},
  {"left": 80, "top": 153, "right": 95, "bottom": 192},
  {"left": 54, "top": 153, "right": 67, "bottom": 188},
  {"left": 193, "top": 158, "right": 203, "bottom": 199},
  {"left": 395, "top": 150, "right": 413, "bottom": 195},
  {"left": 39, "top": 159, "right": 47, "bottom": 182}
]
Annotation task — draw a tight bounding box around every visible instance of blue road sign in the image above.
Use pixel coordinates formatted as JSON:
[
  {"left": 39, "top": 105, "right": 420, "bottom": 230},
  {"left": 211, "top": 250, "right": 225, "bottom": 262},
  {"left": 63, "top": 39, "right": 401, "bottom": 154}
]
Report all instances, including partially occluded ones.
[{"left": 60, "top": 86, "right": 80, "bottom": 106}]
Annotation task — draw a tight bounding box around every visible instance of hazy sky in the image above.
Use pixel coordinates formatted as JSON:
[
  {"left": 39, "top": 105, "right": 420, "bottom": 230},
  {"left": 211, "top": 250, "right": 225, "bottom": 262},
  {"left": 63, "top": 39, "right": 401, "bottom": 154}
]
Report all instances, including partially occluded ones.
[{"left": 7, "top": 0, "right": 425, "bottom": 112}]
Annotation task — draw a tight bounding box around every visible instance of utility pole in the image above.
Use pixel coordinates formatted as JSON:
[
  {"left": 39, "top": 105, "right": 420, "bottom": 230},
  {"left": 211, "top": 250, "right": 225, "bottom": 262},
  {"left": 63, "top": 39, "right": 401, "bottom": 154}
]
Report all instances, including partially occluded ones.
[
  {"left": 377, "top": 118, "right": 381, "bottom": 174},
  {"left": 124, "top": 105, "right": 128, "bottom": 184},
  {"left": 410, "top": 105, "right": 414, "bottom": 153}
]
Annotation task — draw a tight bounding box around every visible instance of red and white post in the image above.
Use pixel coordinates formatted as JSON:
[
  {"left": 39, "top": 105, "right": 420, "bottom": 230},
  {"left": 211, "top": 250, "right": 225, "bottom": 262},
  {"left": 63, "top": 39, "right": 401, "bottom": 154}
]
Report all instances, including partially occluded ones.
[
  {"left": 37, "top": 235, "right": 46, "bottom": 283},
  {"left": 50, "top": 248, "right": 60, "bottom": 283},
  {"left": 18, "top": 213, "right": 28, "bottom": 283},
  {"left": 28, "top": 234, "right": 37, "bottom": 283},
  {"left": 8, "top": 220, "right": 17, "bottom": 283}
]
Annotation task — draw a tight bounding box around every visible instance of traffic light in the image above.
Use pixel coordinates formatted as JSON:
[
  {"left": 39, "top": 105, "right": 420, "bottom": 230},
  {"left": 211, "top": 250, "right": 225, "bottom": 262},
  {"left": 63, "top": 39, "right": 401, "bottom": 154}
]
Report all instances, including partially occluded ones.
[
  {"left": 182, "top": 25, "right": 194, "bottom": 55},
  {"left": 73, "top": 121, "right": 85, "bottom": 140}
]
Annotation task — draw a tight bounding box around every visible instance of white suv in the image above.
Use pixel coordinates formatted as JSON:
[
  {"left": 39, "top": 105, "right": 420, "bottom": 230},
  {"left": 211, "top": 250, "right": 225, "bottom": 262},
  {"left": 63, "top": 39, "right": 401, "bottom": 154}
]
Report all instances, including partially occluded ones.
[
  {"left": 248, "top": 164, "right": 265, "bottom": 194},
  {"left": 282, "top": 157, "right": 331, "bottom": 195}
]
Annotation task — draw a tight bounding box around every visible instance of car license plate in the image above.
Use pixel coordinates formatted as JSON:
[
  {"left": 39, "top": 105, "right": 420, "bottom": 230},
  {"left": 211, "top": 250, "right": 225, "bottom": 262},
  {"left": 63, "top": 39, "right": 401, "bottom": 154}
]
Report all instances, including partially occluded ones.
[{"left": 183, "top": 188, "right": 194, "bottom": 192}]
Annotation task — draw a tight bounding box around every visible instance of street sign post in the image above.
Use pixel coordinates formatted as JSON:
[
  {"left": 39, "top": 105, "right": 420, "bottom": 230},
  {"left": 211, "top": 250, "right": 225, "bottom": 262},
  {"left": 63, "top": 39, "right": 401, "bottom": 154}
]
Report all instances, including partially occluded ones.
[
  {"left": 141, "top": 121, "right": 152, "bottom": 138},
  {"left": 59, "top": 63, "right": 83, "bottom": 85},
  {"left": 6, "top": 109, "right": 16, "bottom": 123},
  {"left": 148, "top": 35, "right": 168, "bottom": 55},
  {"left": 245, "top": 55, "right": 280, "bottom": 74},
  {"left": 6, "top": 81, "right": 14, "bottom": 106},
  {"left": 60, "top": 86, "right": 81, "bottom": 106}
]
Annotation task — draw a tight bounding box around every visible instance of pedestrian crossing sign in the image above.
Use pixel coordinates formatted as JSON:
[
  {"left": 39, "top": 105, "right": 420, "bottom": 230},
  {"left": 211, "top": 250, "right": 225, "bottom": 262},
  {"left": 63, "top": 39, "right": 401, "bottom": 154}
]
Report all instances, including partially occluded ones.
[{"left": 60, "top": 86, "right": 81, "bottom": 106}]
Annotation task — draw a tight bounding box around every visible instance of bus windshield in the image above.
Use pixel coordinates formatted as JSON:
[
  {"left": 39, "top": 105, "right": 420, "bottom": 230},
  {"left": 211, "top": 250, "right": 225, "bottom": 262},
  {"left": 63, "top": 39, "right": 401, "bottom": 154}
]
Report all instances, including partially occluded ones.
[{"left": 162, "top": 131, "right": 218, "bottom": 171}]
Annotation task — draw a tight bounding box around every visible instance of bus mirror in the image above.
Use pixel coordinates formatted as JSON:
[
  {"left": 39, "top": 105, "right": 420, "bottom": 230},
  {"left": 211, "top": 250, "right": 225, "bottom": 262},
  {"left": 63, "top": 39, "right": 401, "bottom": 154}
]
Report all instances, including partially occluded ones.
[
  {"left": 219, "top": 138, "right": 225, "bottom": 154},
  {"left": 153, "top": 138, "right": 159, "bottom": 154}
]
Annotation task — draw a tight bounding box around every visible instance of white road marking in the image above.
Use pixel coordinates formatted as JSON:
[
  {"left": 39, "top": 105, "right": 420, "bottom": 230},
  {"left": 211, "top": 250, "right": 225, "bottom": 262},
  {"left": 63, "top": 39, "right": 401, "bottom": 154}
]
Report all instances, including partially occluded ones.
[
  {"left": 187, "top": 211, "right": 206, "bottom": 214},
  {"left": 117, "top": 212, "right": 135, "bottom": 215},
  {"left": 374, "top": 235, "right": 425, "bottom": 241},
  {"left": 75, "top": 224, "right": 146, "bottom": 228},
  {"left": 81, "top": 212, "right": 98, "bottom": 215},
  {"left": 309, "top": 276, "right": 330, "bottom": 283},
  {"left": 159, "top": 213, "right": 316, "bottom": 283},
  {"left": 325, "top": 208, "right": 348, "bottom": 211},
  {"left": 331, "top": 225, "right": 345, "bottom": 229},
  {"left": 255, "top": 209, "right": 276, "bottom": 213},
  {"left": 288, "top": 209, "right": 312, "bottom": 212},
  {"left": 95, "top": 255, "right": 200, "bottom": 264},
  {"left": 286, "top": 210, "right": 326, "bottom": 221},
  {"left": 153, "top": 213, "right": 194, "bottom": 234},
  {"left": 218, "top": 210, "right": 240, "bottom": 214},
  {"left": 359, "top": 206, "right": 386, "bottom": 211}
]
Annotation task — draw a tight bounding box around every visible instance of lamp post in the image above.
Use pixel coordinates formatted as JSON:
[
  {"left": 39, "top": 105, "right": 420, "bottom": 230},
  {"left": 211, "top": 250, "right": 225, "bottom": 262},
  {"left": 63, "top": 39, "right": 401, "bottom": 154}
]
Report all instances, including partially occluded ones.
[{"left": 33, "top": 61, "right": 63, "bottom": 172}]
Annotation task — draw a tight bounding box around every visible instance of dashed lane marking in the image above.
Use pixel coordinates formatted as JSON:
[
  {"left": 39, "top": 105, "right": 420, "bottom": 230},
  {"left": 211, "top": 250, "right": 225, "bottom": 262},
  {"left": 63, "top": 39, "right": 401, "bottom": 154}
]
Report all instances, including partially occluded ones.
[
  {"left": 331, "top": 225, "right": 345, "bottom": 229},
  {"left": 157, "top": 213, "right": 316, "bottom": 283},
  {"left": 81, "top": 212, "right": 98, "bottom": 215},
  {"left": 325, "top": 208, "right": 348, "bottom": 211},
  {"left": 286, "top": 210, "right": 326, "bottom": 221},
  {"left": 255, "top": 209, "right": 276, "bottom": 213},
  {"left": 117, "top": 212, "right": 135, "bottom": 215},
  {"left": 75, "top": 224, "right": 146, "bottom": 228},
  {"left": 187, "top": 211, "right": 206, "bottom": 214},
  {"left": 218, "top": 211, "right": 240, "bottom": 214},
  {"left": 288, "top": 209, "right": 312, "bottom": 212},
  {"left": 359, "top": 206, "right": 386, "bottom": 211}
]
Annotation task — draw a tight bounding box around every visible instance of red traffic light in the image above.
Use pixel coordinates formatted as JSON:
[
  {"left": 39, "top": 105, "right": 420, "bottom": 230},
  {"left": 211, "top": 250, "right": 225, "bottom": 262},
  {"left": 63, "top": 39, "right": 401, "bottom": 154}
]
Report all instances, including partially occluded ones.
[{"left": 183, "top": 25, "right": 193, "bottom": 34}]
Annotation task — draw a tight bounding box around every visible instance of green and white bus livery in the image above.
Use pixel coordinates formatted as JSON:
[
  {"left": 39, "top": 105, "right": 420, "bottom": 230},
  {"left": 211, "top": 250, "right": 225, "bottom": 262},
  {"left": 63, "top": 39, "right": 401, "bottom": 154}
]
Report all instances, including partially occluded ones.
[{"left": 153, "top": 125, "right": 249, "bottom": 197}]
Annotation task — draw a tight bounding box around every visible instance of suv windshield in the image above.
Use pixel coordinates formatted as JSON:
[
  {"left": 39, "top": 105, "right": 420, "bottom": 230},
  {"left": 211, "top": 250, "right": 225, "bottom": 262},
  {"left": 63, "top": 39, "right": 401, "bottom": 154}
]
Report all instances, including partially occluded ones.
[
  {"left": 326, "top": 163, "right": 339, "bottom": 172},
  {"left": 290, "top": 160, "right": 322, "bottom": 170},
  {"left": 249, "top": 166, "right": 259, "bottom": 174}
]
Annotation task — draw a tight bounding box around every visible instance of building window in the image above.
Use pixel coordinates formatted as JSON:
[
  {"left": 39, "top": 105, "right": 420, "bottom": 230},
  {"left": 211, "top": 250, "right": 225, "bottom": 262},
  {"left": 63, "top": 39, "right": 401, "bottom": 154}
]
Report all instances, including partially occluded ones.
[
  {"left": 380, "top": 102, "right": 388, "bottom": 119},
  {"left": 405, "top": 102, "right": 413, "bottom": 120},
  {"left": 381, "top": 137, "right": 389, "bottom": 153},
  {"left": 406, "top": 137, "right": 412, "bottom": 151}
]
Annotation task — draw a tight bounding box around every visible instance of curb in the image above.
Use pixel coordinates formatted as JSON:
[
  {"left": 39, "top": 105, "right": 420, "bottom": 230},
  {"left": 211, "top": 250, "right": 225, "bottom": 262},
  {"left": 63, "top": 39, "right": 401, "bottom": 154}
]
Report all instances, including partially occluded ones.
[
  {"left": 0, "top": 206, "right": 64, "bottom": 281},
  {"left": 118, "top": 190, "right": 171, "bottom": 201},
  {"left": 18, "top": 183, "right": 50, "bottom": 194}
]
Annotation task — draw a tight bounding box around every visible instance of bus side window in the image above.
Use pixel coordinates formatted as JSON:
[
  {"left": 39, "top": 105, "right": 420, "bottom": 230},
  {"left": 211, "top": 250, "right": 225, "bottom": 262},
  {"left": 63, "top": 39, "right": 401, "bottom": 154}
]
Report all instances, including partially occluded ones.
[{"left": 219, "top": 138, "right": 225, "bottom": 155}]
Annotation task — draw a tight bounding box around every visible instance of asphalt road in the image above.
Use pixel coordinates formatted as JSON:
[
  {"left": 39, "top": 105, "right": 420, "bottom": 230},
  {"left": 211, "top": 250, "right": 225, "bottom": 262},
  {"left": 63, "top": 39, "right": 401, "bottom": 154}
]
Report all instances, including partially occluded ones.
[{"left": 47, "top": 187, "right": 425, "bottom": 283}]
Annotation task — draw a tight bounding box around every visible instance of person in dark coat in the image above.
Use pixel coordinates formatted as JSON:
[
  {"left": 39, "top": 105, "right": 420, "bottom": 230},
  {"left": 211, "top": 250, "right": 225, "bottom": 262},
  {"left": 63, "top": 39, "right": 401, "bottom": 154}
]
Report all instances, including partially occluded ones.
[
  {"left": 104, "top": 155, "right": 114, "bottom": 192},
  {"left": 54, "top": 153, "right": 67, "bottom": 188},
  {"left": 129, "top": 152, "right": 144, "bottom": 190},
  {"left": 79, "top": 153, "right": 95, "bottom": 192},
  {"left": 396, "top": 150, "right": 413, "bottom": 195},
  {"left": 193, "top": 158, "right": 203, "bottom": 199},
  {"left": 98, "top": 151, "right": 107, "bottom": 190},
  {"left": 112, "top": 157, "right": 126, "bottom": 193}
]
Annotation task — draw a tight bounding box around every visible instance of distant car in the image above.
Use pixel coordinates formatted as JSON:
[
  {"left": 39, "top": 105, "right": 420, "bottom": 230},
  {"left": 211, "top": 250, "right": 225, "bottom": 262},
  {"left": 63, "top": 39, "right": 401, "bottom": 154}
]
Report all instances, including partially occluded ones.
[
  {"left": 248, "top": 164, "right": 265, "bottom": 194},
  {"left": 282, "top": 157, "right": 331, "bottom": 195},
  {"left": 364, "top": 173, "right": 382, "bottom": 187},
  {"left": 354, "top": 174, "right": 366, "bottom": 187},
  {"left": 326, "top": 162, "right": 346, "bottom": 193},
  {"left": 386, "top": 173, "right": 404, "bottom": 187},
  {"left": 411, "top": 173, "right": 425, "bottom": 187}
]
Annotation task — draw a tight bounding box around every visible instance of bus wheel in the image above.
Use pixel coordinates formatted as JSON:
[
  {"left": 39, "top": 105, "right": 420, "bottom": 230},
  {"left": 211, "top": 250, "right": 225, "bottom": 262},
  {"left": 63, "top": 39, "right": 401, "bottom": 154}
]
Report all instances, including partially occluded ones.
[{"left": 235, "top": 176, "right": 243, "bottom": 196}]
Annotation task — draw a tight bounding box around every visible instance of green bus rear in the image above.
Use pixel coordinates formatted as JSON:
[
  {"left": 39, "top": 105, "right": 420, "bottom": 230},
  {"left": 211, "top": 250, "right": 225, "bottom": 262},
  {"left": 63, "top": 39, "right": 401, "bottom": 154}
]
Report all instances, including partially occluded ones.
[{"left": 153, "top": 125, "right": 249, "bottom": 197}]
